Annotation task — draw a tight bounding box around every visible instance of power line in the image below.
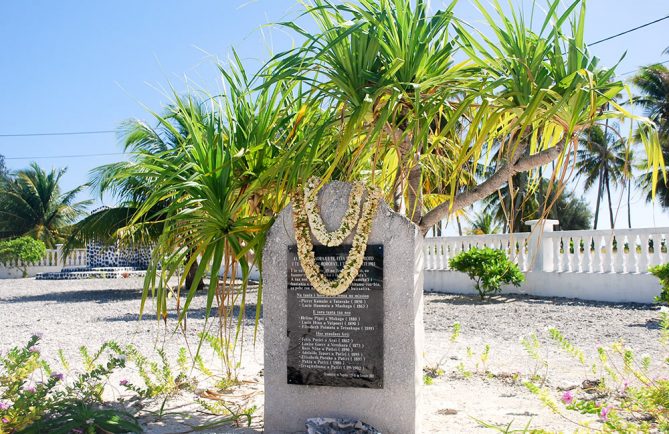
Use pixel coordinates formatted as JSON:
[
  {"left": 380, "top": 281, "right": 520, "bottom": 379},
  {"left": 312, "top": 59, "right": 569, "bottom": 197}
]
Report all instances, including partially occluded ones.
[
  {"left": 590, "top": 14, "right": 669, "bottom": 46},
  {"left": 0, "top": 17, "right": 668, "bottom": 142},
  {"left": 618, "top": 59, "right": 669, "bottom": 77},
  {"left": 6, "top": 152, "right": 126, "bottom": 160},
  {"left": 0, "top": 130, "right": 115, "bottom": 138}
]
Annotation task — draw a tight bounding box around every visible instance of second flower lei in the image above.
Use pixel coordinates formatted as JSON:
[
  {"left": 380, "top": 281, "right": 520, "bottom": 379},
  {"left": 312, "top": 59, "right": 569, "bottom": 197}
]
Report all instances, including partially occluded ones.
[
  {"left": 293, "top": 180, "right": 381, "bottom": 296},
  {"left": 304, "top": 177, "right": 364, "bottom": 246}
]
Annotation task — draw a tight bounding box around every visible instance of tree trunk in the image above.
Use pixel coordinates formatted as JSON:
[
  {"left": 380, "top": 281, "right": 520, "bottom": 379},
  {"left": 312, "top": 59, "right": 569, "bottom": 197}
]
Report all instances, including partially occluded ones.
[
  {"left": 593, "top": 169, "right": 603, "bottom": 230},
  {"left": 400, "top": 132, "right": 422, "bottom": 225},
  {"left": 511, "top": 173, "right": 527, "bottom": 233},
  {"left": 392, "top": 163, "right": 403, "bottom": 212},
  {"left": 406, "top": 163, "right": 422, "bottom": 225},
  {"left": 627, "top": 177, "right": 632, "bottom": 229},
  {"left": 418, "top": 139, "right": 565, "bottom": 234},
  {"left": 185, "top": 251, "right": 204, "bottom": 291},
  {"left": 388, "top": 125, "right": 422, "bottom": 224},
  {"left": 456, "top": 215, "right": 463, "bottom": 236},
  {"left": 605, "top": 168, "right": 615, "bottom": 229}
]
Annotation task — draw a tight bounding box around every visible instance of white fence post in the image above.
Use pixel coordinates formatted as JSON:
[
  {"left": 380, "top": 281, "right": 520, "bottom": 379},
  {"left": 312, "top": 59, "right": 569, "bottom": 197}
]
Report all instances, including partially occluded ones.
[
  {"left": 422, "top": 225, "right": 668, "bottom": 303},
  {"left": 55, "top": 243, "right": 63, "bottom": 266},
  {"left": 524, "top": 219, "right": 559, "bottom": 272}
]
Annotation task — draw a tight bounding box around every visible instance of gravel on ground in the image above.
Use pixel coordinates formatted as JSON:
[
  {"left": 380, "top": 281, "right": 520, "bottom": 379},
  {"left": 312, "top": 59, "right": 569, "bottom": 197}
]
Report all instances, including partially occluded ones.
[{"left": 0, "top": 278, "right": 665, "bottom": 433}]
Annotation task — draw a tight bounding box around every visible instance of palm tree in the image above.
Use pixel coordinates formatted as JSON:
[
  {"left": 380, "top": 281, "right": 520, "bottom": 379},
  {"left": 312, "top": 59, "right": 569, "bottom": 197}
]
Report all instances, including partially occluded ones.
[
  {"left": 576, "top": 126, "right": 628, "bottom": 229},
  {"left": 466, "top": 212, "right": 501, "bottom": 235},
  {"left": 0, "top": 154, "right": 7, "bottom": 181},
  {"left": 0, "top": 163, "right": 90, "bottom": 247},
  {"left": 633, "top": 61, "right": 669, "bottom": 210},
  {"left": 633, "top": 63, "right": 669, "bottom": 141},
  {"left": 483, "top": 177, "right": 592, "bottom": 232},
  {"left": 624, "top": 149, "right": 635, "bottom": 229}
]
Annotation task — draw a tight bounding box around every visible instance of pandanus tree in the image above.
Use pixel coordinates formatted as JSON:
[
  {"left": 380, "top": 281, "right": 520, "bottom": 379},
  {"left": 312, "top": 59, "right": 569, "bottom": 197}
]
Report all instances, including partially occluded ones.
[
  {"left": 270, "top": 0, "right": 661, "bottom": 235},
  {"left": 69, "top": 97, "right": 214, "bottom": 288},
  {"left": 0, "top": 163, "right": 89, "bottom": 247},
  {"left": 87, "top": 0, "right": 665, "bottom": 379},
  {"left": 79, "top": 57, "right": 329, "bottom": 377}
]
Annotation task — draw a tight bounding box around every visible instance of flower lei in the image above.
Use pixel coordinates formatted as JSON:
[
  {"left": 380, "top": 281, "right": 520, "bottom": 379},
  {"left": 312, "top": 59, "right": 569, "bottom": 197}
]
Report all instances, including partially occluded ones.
[
  {"left": 293, "top": 180, "right": 381, "bottom": 296},
  {"left": 304, "top": 177, "right": 364, "bottom": 246}
]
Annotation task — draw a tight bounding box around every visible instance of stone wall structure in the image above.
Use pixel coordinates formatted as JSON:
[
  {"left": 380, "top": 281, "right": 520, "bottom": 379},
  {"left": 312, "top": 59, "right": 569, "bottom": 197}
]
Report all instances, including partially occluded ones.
[{"left": 86, "top": 240, "right": 152, "bottom": 269}]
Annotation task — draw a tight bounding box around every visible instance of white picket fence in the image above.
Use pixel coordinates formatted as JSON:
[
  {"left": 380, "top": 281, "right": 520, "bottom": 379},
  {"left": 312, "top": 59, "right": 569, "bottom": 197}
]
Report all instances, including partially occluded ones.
[
  {"left": 2, "top": 224, "right": 666, "bottom": 303},
  {"left": 424, "top": 220, "right": 667, "bottom": 303},
  {"left": 0, "top": 246, "right": 87, "bottom": 278}
]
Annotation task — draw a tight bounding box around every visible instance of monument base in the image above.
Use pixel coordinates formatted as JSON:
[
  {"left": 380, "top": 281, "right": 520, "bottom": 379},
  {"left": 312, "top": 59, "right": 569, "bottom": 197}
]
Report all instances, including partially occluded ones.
[{"left": 262, "top": 181, "right": 424, "bottom": 434}]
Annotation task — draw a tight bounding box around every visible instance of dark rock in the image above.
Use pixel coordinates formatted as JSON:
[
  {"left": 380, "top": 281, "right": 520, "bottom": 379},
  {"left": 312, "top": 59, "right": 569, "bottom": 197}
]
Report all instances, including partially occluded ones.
[{"left": 305, "top": 417, "right": 381, "bottom": 434}]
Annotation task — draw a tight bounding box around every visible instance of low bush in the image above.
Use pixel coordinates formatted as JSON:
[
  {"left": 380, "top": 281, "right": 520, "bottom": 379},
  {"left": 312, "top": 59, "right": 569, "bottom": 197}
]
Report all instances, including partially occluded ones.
[
  {"left": 449, "top": 247, "right": 524, "bottom": 300},
  {"left": 0, "top": 237, "right": 46, "bottom": 278},
  {"left": 0, "top": 335, "right": 140, "bottom": 434},
  {"left": 1, "top": 335, "right": 258, "bottom": 433},
  {"left": 649, "top": 262, "right": 669, "bottom": 304},
  {"left": 519, "top": 323, "right": 669, "bottom": 432}
]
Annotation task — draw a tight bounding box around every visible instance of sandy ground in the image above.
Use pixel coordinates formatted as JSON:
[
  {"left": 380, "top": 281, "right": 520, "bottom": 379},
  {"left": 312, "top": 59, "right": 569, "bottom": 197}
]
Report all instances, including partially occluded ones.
[{"left": 0, "top": 278, "right": 666, "bottom": 433}]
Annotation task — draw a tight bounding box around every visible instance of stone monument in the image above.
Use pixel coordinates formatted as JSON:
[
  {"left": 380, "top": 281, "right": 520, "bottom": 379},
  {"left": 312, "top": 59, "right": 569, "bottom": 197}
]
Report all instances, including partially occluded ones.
[{"left": 263, "top": 181, "right": 424, "bottom": 433}]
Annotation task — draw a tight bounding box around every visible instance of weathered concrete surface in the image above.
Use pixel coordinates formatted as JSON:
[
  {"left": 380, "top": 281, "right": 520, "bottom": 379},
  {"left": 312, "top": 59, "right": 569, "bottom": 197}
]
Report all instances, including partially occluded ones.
[{"left": 263, "top": 181, "right": 424, "bottom": 434}]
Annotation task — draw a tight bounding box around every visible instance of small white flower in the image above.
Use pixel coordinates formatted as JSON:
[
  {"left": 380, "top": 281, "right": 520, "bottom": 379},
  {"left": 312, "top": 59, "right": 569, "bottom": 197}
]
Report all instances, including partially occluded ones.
[{"left": 86, "top": 419, "right": 94, "bottom": 425}]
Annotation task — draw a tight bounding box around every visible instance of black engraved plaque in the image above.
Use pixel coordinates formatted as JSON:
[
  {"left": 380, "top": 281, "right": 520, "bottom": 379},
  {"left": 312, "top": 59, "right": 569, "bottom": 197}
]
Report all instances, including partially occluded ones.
[{"left": 287, "top": 244, "right": 383, "bottom": 388}]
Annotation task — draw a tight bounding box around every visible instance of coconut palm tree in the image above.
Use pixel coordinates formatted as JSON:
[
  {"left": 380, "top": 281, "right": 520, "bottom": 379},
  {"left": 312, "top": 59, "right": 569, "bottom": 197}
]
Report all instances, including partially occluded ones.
[
  {"left": 483, "top": 177, "right": 592, "bottom": 232},
  {"left": 633, "top": 61, "right": 669, "bottom": 210},
  {"left": 0, "top": 155, "right": 7, "bottom": 181},
  {"left": 633, "top": 63, "right": 669, "bottom": 141},
  {"left": 466, "top": 212, "right": 501, "bottom": 235},
  {"left": 576, "top": 126, "right": 628, "bottom": 229},
  {"left": 0, "top": 163, "right": 90, "bottom": 247}
]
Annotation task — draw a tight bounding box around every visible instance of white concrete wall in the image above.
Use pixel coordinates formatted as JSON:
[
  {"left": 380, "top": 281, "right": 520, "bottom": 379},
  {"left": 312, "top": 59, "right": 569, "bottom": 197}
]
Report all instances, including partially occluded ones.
[
  {"left": 0, "top": 266, "right": 65, "bottom": 279},
  {"left": 424, "top": 225, "right": 669, "bottom": 304},
  {"left": 0, "top": 246, "right": 87, "bottom": 279},
  {"left": 425, "top": 270, "right": 661, "bottom": 304}
]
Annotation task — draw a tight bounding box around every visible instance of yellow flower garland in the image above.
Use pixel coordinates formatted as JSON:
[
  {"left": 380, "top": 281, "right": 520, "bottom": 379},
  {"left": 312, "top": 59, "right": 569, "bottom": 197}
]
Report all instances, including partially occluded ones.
[
  {"left": 293, "top": 183, "right": 381, "bottom": 296},
  {"left": 303, "top": 177, "right": 364, "bottom": 247}
]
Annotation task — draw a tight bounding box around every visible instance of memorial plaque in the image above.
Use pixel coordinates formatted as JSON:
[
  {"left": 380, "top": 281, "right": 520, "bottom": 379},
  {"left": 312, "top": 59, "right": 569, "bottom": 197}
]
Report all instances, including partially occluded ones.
[{"left": 286, "top": 244, "right": 383, "bottom": 388}]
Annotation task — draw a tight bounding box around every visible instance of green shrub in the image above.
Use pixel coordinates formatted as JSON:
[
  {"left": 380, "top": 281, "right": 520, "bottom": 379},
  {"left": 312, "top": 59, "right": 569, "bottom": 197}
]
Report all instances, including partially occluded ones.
[
  {"left": 0, "top": 237, "right": 46, "bottom": 277},
  {"left": 449, "top": 247, "right": 524, "bottom": 300},
  {"left": 649, "top": 262, "right": 669, "bottom": 304},
  {"left": 0, "top": 335, "right": 141, "bottom": 433}
]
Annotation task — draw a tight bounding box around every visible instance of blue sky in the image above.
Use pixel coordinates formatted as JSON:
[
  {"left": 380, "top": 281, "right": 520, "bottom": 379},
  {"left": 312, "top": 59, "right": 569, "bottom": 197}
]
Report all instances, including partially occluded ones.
[{"left": 1, "top": 0, "right": 668, "bottom": 229}]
